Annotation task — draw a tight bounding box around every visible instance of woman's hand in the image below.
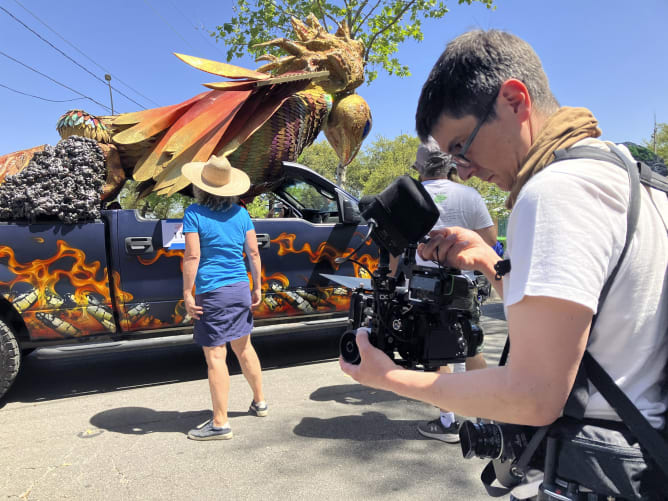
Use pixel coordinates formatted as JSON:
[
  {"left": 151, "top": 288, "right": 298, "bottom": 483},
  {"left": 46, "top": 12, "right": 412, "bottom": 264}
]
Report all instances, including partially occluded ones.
[
  {"left": 339, "top": 328, "right": 404, "bottom": 391},
  {"left": 250, "top": 288, "right": 262, "bottom": 309},
  {"left": 183, "top": 293, "right": 203, "bottom": 320},
  {"left": 418, "top": 226, "right": 499, "bottom": 274}
]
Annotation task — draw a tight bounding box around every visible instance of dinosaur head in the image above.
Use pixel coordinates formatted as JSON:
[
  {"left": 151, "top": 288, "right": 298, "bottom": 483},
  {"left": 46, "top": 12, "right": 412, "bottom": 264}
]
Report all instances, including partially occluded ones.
[
  {"left": 254, "top": 14, "right": 365, "bottom": 95},
  {"left": 323, "top": 93, "right": 372, "bottom": 167}
]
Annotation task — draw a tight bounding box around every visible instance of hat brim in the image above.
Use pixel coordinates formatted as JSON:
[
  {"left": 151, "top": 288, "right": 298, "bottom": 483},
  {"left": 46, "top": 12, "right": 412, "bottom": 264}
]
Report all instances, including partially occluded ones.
[{"left": 181, "top": 161, "right": 251, "bottom": 196}]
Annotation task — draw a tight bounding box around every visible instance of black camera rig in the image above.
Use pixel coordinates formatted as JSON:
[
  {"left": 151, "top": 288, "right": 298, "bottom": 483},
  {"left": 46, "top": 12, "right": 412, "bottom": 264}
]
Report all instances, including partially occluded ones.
[{"left": 328, "top": 175, "right": 484, "bottom": 370}]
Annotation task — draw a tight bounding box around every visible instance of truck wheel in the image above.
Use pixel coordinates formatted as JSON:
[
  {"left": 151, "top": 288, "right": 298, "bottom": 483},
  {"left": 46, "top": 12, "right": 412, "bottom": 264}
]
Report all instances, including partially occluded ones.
[{"left": 0, "top": 319, "right": 20, "bottom": 401}]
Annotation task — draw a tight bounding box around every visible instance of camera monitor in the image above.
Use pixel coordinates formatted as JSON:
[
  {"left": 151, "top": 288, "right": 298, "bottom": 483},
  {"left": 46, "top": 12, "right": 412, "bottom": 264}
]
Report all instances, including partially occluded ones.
[{"left": 358, "top": 175, "right": 439, "bottom": 256}]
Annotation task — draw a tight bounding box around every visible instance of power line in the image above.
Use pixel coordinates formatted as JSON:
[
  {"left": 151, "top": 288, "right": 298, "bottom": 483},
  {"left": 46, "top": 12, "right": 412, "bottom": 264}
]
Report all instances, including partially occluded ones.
[
  {"left": 165, "top": 0, "right": 228, "bottom": 59},
  {"left": 0, "top": 50, "right": 112, "bottom": 112},
  {"left": 0, "top": 82, "right": 87, "bottom": 103},
  {"left": 11, "top": 0, "right": 161, "bottom": 108},
  {"left": 142, "top": 0, "right": 199, "bottom": 53},
  {"left": 0, "top": 5, "right": 147, "bottom": 110}
]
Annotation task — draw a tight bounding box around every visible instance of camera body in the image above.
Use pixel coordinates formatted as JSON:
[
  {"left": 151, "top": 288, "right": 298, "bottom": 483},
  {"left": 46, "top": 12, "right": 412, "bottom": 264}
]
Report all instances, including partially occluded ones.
[
  {"left": 341, "top": 251, "right": 484, "bottom": 370},
  {"left": 335, "top": 175, "right": 485, "bottom": 370}
]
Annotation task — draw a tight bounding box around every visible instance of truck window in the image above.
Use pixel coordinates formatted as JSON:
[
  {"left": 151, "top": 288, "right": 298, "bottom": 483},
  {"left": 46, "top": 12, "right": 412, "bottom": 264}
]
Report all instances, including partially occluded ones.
[{"left": 282, "top": 180, "right": 339, "bottom": 223}]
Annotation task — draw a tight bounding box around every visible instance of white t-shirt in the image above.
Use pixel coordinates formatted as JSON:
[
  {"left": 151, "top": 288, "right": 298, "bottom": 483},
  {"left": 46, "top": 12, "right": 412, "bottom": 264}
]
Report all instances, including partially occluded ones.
[
  {"left": 504, "top": 138, "right": 668, "bottom": 428},
  {"left": 417, "top": 178, "right": 494, "bottom": 267}
]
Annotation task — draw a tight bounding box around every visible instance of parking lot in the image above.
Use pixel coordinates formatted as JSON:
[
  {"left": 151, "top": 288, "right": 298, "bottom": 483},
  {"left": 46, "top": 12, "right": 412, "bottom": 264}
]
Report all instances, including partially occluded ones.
[{"left": 1, "top": 301, "right": 507, "bottom": 500}]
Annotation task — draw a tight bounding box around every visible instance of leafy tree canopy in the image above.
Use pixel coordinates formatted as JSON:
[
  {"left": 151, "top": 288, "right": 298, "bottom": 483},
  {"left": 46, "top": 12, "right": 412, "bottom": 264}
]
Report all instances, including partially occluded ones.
[
  {"left": 639, "top": 122, "right": 668, "bottom": 174},
  {"left": 299, "top": 134, "right": 509, "bottom": 219},
  {"left": 213, "top": 0, "right": 494, "bottom": 83}
]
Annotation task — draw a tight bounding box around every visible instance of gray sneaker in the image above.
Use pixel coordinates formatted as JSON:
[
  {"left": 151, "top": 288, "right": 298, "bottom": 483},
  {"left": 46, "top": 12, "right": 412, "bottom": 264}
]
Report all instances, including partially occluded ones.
[
  {"left": 417, "top": 418, "right": 461, "bottom": 443},
  {"left": 249, "top": 400, "right": 268, "bottom": 417},
  {"left": 187, "top": 420, "right": 233, "bottom": 441}
]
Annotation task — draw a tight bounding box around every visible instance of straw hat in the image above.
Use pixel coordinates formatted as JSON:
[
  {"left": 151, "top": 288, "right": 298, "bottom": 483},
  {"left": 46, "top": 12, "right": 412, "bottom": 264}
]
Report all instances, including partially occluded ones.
[{"left": 181, "top": 155, "right": 250, "bottom": 196}]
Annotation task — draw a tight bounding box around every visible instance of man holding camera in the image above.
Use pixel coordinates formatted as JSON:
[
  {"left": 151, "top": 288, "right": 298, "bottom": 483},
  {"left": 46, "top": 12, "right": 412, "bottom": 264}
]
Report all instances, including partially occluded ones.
[
  {"left": 409, "top": 137, "right": 497, "bottom": 443},
  {"left": 341, "top": 29, "right": 667, "bottom": 498}
]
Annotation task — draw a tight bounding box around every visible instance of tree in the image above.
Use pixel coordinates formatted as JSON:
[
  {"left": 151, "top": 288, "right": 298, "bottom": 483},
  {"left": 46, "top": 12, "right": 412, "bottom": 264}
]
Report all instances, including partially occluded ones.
[
  {"left": 298, "top": 135, "right": 418, "bottom": 195},
  {"left": 355, "top": 134, "right": 420, "bottom": 194},
  {"left": 213, "top": 0, "right": 494, "bottom": 83},
  {"left": 646, "top": 122, "right": 668, "bottom": 166},
  {"left": 118, "top": 180, "right": 193, "bottom": 219}
]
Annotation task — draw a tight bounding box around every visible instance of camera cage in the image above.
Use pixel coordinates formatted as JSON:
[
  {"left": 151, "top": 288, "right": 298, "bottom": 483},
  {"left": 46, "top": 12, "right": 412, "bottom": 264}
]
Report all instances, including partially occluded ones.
[{"left": 333, "top": 175, "right": 483, "bottom": 370}]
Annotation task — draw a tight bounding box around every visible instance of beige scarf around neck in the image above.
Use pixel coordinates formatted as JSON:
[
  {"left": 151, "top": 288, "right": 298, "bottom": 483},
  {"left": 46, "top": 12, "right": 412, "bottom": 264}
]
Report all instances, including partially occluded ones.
[{"left": 506, "top": 107, "right": 601, "bottom": 209}]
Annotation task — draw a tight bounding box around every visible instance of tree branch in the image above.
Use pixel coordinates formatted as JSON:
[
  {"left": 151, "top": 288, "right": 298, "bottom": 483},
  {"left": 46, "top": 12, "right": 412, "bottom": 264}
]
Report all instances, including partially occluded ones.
[
  {"left": 355, "top": 0, "right": 382, "bottom": 38},
  {"left": 364, "top": 0, "right": 416, "bottom": 62},
  {"left": 313, "top": 0, "right": 330, "bottom": 30},
  {"left": 349, "top": 0, "right": 369, "bottom": 34}
]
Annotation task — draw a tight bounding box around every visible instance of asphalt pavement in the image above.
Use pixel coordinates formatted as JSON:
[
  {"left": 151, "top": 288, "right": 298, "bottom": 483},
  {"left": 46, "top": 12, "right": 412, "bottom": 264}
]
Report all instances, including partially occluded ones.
[{"left": 0, "top": 301, "right": 508, "bottom": 501}]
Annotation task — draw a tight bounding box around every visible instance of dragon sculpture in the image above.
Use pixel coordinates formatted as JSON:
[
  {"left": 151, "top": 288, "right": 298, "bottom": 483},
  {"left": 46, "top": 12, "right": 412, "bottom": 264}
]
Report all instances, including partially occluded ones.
[{"left": 53, "top": 14, "right": 372, "bottom": 199}]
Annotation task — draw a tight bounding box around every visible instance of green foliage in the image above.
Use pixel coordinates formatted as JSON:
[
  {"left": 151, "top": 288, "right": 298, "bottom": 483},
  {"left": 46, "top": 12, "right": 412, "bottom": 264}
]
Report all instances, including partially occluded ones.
[
  {"left": 463, "top": 177, "right": 510, "bottom": 220},
  {"left": 245, "top": 193, "right": 273, "bottom": 218},
  {"left": 298, "top": 134, "right": 510, "bottom": 219},
  {"left": 213, "top": 0, "right": 494, "bottom": 83},
  {"left": 297, "top": 140, "right": 340, "bottom": 181},
  {"left": 642, "top": 122, "right": 668, "bottom": 165},
  {"left": 354, "top": 134, "right": 420, "bottom": 194},
  {"left": 117, "top": 180, "right": 193, "bottom": 219}
]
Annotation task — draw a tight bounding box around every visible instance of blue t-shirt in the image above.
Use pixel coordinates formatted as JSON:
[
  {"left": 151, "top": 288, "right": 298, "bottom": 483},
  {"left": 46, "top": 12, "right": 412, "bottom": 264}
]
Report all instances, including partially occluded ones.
[{"left": 182, "top": 203, "right": 254, "bottom": 294}]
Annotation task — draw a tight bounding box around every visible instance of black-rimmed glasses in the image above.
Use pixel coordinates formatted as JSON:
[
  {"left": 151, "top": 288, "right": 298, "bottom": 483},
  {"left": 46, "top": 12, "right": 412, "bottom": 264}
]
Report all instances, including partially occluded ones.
[{"left": 451, "top": 98, "right": 496, "bottom": 169}]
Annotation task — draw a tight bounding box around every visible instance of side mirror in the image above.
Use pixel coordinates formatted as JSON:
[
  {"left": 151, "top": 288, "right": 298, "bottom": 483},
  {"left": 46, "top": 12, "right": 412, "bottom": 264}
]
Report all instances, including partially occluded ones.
[{"left": 339, "top": 193, "right": 361, "bottom": 224}]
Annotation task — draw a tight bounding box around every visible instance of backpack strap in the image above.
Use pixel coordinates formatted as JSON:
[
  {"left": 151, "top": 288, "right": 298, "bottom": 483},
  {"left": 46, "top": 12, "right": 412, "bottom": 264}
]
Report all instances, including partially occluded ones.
[{"left": 552, "top": 144, "right": 668, "bottom": 480}]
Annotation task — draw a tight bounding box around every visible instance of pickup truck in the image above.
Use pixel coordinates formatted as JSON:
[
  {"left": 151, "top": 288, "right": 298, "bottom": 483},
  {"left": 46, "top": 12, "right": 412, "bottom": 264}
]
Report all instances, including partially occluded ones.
[{"left": 0, "top": 162, "right": 378, "bottom": 400}]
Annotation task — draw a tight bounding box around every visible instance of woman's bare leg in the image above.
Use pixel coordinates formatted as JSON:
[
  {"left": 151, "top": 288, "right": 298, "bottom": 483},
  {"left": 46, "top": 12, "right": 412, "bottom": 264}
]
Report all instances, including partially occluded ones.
[
  {"left": 230, "top": 334, "right": 265, "bottom": 403},
  {"left": 202, "top": 344, "right": 230, "bottom": 426}
]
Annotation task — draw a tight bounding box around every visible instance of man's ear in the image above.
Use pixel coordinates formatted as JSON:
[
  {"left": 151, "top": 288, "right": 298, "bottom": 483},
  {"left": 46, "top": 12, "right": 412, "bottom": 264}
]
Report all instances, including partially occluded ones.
[{"left": 499, "top": 79, "right": 531, "bottom": 121}]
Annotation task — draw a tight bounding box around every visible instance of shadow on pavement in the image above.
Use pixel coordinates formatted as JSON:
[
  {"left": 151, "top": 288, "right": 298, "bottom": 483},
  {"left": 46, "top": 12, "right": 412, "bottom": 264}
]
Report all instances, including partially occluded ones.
[
  {"left": 294, "top": 411, "right": 428, "bottom": 441},
  {"left": 1, "top": 329, "right": 343, "bottom": 406},
  {"left": 310, "top": 383, "right": 404, "bottom": 405},
  {"left": 87, "top": 406, "right": 247, "bottom": 436}
]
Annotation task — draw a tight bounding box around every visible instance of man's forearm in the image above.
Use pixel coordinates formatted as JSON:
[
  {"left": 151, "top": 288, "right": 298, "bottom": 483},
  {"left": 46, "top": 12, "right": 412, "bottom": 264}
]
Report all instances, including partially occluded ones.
[{"left": 385, "top": 365, "right": 552, "bottom": 426}]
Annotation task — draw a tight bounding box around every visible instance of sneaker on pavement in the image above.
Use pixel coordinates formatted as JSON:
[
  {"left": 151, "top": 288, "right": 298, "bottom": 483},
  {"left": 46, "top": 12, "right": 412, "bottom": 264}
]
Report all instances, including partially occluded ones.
[
  {"left": 417, "top": 418, "right": 461, "bottom": 443},
  {"left": 249, "top": 400, "right": 268, "bottom": 417},
  {"left": 187, "top": 419, "right": 233, "bottom": 441}
]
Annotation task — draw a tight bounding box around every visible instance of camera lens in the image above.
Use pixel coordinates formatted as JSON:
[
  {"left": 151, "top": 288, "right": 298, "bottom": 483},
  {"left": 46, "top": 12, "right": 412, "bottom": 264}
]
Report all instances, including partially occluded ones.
[
  {"left": 459, "top": 420, "right": 503, "bottom": 459},
  {"left": 340, "top": 330, "right": 361, "bottom": 365}
]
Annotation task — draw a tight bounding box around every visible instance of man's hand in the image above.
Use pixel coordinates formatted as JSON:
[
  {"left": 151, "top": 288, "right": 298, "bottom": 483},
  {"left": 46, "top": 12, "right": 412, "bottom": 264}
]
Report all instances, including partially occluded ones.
[
  {"left": 339, "top": 328, "right": 404, "bottom": 390},
  {"left": 251, "top": 288, "right": 262, "bottom": 309},
  {"left": 419, "top": 226, "right": 499, "bottom": 275},
  {"left": 183, "top": 293, "right": 203, "bottom": 320}
]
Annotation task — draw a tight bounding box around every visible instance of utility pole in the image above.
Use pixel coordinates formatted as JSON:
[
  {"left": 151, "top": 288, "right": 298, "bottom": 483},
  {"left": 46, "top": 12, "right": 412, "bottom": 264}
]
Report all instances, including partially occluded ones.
[
  {"left": 652, "top": 112, "right": 657, "bottom": 154},
  {"left": 104, "top": 74, "right": 114, "bottom": 115}
]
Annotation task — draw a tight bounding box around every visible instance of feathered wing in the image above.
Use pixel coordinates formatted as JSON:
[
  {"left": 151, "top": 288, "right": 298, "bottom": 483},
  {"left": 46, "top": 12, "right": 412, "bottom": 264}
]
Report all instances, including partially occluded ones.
[{"left": 108, "top": 55, "right": 331, "bottom": 196}]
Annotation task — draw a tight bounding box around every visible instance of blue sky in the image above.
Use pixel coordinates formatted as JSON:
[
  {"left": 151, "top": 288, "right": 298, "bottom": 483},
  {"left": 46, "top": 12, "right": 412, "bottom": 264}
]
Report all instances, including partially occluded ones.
[{"left": 1, "top": 0, "right": 666, "bottom": 156}]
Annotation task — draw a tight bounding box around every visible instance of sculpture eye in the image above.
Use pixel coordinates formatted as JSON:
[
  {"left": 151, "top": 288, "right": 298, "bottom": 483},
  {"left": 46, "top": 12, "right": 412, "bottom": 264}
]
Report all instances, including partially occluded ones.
[{"left": 362, "top": 119, "right": 371, "bottom": 140}]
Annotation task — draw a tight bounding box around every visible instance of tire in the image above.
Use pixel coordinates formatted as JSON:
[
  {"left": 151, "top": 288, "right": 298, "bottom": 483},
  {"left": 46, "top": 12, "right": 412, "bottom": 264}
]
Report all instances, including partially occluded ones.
[{"left": 0, "top": 318, "right": 20, "bottom": 401}]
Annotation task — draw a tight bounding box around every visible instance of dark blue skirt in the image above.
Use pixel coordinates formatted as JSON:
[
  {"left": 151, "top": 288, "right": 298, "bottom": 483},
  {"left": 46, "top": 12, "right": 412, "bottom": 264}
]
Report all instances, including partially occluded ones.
[{"left": 193, "top": 281, "right": 253, "bottom": 347}]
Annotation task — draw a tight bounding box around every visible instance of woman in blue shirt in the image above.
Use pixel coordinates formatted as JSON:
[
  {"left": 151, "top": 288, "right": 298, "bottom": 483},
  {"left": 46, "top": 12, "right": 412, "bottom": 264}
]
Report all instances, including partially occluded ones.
[{"left": 181, "top": 155, "right": 266, "bottom": 440}]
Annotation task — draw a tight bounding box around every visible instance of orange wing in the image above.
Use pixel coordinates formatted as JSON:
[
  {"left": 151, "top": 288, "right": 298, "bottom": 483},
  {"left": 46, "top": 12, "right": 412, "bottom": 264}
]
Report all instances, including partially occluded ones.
[{"left": 109, "top": 54, "right": 329, "bottom": 196}]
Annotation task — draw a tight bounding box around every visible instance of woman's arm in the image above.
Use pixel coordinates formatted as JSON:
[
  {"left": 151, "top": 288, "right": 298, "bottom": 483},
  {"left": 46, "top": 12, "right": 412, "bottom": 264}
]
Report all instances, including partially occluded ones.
[
  {"left": 183, "top": 232, "right": 203, "bottom": 319},
  {"left": 244, "top": 229, "right": 262, "bottom": 308}
]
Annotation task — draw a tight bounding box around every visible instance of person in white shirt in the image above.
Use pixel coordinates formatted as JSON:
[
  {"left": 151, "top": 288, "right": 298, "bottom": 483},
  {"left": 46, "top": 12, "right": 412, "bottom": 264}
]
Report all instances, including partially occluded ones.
[
  {"left": 409, "top": 137, "right": 497, "bottom": 443},
  {"left": 341, "top": 29, "right": 667, "bottom": 498}
]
